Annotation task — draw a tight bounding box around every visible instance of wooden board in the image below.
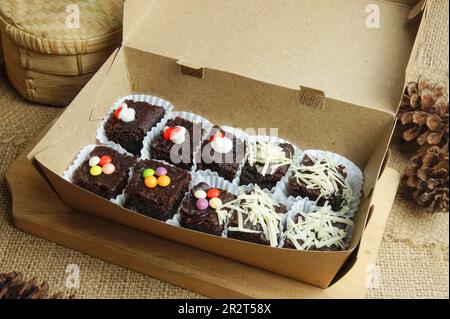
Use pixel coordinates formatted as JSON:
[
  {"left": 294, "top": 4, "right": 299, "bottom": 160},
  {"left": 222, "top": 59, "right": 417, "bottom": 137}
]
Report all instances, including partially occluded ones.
[{"left": 6, "top": 153, "right": 400, "bottom": 298}]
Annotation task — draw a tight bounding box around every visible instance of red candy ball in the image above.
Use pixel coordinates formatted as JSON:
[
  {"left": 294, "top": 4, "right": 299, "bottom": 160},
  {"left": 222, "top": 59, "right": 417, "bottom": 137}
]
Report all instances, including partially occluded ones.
[
  {"left": 163, "top": 127, "right": 174, "bottom": 140},
  {"left": 207, "top": 188, "right": 220, "bottom": 199},
  {"left": 99, "top": 155, "right": 112, "bottom": 167},
  {"left": 114, "top": 106, "right": 123, "bottom": 119}
]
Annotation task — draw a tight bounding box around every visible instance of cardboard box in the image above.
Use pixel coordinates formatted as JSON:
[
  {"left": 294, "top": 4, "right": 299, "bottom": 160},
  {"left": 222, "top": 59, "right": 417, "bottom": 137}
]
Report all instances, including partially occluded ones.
[{"left": 28, "top": 0, "right": 425, "bottom": 288}]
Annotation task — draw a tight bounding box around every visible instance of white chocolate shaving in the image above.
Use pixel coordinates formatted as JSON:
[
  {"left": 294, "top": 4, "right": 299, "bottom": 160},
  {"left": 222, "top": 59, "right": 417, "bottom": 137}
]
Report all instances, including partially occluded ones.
[
  {"left": 219, "top": 186, "right": 283, "bottom": 247},
  {"left": 292, "top": 154, "right": 353, "bottom": 213},
  {"left": 247, "top": 141, "right": 292, "bottom": 176},
  {"left": 284, "top": 204, "right": 353, "bottom": 250}
]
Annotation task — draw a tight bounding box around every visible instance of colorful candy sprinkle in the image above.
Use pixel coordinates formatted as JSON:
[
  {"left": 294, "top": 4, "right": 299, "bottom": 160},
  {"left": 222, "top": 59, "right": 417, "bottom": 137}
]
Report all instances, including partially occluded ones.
[
  {"left": 102, "top": 163, "right": 116, "bottom": 175},
  {"left": 157, "top": 175, "right": 171, "bottom": 187},
  {"left": 163, "top": 127, "right": 174, "bottom": 140},
  {"left": 170, "top": 126, "right": 186, "bottom": 145},
  {"left": 144, "top": 176, "right": 158, "bottom": 188},
  {"left": 155, "top": 167, "right": 168, "bottom": 177},
  {"left": 114, "top": 105, "right": 124, "bottom": 119},
  {"left": 211, "top": 136, "right": 233, "bottom": 154},
  {"left": 210, "top": 131, "right": 224, "bottom": 142},
  {"left": 90, "top": 166, "right": 102, "bottom": 176},
  {"left": 196, "top": 198, "right": 209, "bottom": 211},
  {"left": 89, "top": 156, "right": 100, "bottom": 167},
  {"left": 194, "top": 189, "right": 207, "bottom": 199},
  {"left": 143, "top": 168, "right": 155, "bottom": 178},
  {"left": 114, "top": 103, "right": 135, "bottom": 122},
  {"left": 99, "top": 155, "right": 112, "bottom": 167},
  {"left": 209, "top": 197, "right": 223, "bottom": 209},
  {"left": 207, "top": 188, "right": 220, "bottom": 199}
]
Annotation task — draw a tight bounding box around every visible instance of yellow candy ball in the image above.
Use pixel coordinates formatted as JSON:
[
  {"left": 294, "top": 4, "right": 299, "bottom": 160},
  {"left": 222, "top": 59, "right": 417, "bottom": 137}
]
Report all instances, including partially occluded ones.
[
  {"left": 90, "top": 165, "right": 102, "bottom": 176},
  {"left": 157, "top": 175, "right": 171, "bottom": 187},
  {"left": 144, "top": 176, "right": 158, "bottom": 188}
]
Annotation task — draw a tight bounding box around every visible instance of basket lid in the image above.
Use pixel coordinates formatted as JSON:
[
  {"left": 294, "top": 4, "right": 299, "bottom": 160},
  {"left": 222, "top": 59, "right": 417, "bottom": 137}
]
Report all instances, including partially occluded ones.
[{"left": 0, "top": 0, "right": 123, "bottom": 55}]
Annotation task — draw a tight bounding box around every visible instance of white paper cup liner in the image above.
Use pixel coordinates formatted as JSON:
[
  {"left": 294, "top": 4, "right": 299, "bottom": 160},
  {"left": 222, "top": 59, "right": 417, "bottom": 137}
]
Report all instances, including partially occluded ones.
[
  {"left": 276, "top": 150, "right": 363, "bottom": 217},
  {"left": 279, "top": 199, "right": 354, "bottom": 250},
  {"left": 97, "top": 94, "right": 174, "bottom": 157},
  {"left": 140, "top": 112, "right": 213, "bottom": 175},
  {"left": 193, "top": 126, "right": 249, "bottom": 184},
  {"left": 238, "top": 134, "right": 304, "bottom": 194},
  {"left": 63, "top": 143, "right": 135, "bottom": 203}
]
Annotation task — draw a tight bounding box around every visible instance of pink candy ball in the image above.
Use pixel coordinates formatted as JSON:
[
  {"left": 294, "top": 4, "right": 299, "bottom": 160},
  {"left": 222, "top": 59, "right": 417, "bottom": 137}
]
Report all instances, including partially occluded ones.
[
  {"left": 196, "top": 198, "right": 209, "bottom": 211},
  {"left": 102, "top": 163, "right": 115, "bottom": 175},
  {"left": 155, "top": 167, "right": 168, "bottom": 177}
]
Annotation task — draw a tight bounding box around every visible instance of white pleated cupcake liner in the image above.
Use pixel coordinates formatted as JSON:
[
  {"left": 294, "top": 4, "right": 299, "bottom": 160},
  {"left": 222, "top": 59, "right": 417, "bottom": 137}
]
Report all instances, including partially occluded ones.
[
  {"left": 279, "top": 199, "right": 354, "bottom": 250},
  {"left": 63, "top": 143, "right": 135, "bottom": 203},
  {"left": 238, "top": 134, "right": 304, "bottom": 194},
  {"left": 140, "top": 111, "right": 213, "bottom": 175},
  {"left": 193, "top": 126, "right": 249, "bottom": 184},
  {"left": 276, "top": 149, "right": 363, "bottom": 218},
  {"left": 96, "top": 94, "right": 174, "bottom": 157}
]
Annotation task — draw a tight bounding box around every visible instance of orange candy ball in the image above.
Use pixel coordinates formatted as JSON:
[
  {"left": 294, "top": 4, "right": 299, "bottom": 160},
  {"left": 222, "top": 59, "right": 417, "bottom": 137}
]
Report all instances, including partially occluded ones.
[
  {"left": 144, "top": 176, "right": 158, "bottom": 188},
  {"left": 207, "top": 188, "right": 220, "bottom": 199},
  {"left": 157, "top": 175, "right": 171, "bottom": 187}
]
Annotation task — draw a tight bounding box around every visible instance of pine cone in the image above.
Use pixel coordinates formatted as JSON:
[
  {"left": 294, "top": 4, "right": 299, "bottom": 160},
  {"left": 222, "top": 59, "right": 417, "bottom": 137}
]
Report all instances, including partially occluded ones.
[
  {"left": 395, "top": 78, "right": 449, "bottom": 153},
  {"left": 0, "top": 271, "right": 75, "bottom": 299},
  {"left": 403, "top": 144, "right": 449, "bottom": 213}
]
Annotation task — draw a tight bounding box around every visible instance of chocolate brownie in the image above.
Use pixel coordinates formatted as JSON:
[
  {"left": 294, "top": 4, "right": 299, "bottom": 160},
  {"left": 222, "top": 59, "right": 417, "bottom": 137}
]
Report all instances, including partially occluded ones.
[
  {"left": 150, "top": 117, "right": 204, "bottom": 170},
  {"left": 240, "top": 141, "right": 294, "bottom": 190},
  {"left": 283, "top": 208, "right": 353, "bottom": 251},
  {"left": 288, "top": 154, "right": 351, "bottom": 211},
  {"left": 196, "top": 126, "right": 246, "bottom": 182},
  {"left": 72, "top": 146, "right": 136, "bottom": 199},
  {"left": 124, "top": 159, "right": 191, "bottom": 221},
  {"left": 226, "top": 187, "right": 286, "bottom": 246},
  {"left": 104, "top": 100, "right": 165, "bottom": 155},
  {"left": 179, "top": 182, "right": 236, "bottom": 236}
]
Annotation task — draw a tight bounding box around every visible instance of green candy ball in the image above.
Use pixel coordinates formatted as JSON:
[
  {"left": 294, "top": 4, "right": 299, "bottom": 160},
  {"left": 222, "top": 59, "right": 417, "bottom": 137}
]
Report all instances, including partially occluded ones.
[{"left": 143, "top": 168, "right": 155, "bottom": 178}]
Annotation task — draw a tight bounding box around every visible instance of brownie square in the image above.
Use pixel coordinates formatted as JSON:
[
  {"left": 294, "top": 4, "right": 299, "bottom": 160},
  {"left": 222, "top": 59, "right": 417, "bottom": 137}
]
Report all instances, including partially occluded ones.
[
  {"left": 196, "top": 126, "right": 246, "bottom": 182},
  {"left": 226, "top": 189, "right": 286, "bottom": 246},
  {"left": 72, "top": 146, "right": 137, "bottom": 199},
  {"left": 240, "top": 141, "right": 294, "bottom": 190},
  {"left": 288, "top": 155, "right": 349, "bottom": 211},
  {"left": 179, "top": 182, "right": 236, "bottom": 235},
  {"left": 150, "top": 117, "right": 204, "bottom": 170},
  {"left": 104, "top": 100, "right": 165, "bottom": 155},
  {"left": 124, "top": 159, "right": 191, "bottom": 221}
]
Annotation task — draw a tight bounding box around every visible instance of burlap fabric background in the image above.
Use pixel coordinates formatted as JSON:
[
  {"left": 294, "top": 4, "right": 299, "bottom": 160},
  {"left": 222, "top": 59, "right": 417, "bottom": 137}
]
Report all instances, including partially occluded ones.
[{"left": 0, "top": 0, "right": 448, "bottom": 299}]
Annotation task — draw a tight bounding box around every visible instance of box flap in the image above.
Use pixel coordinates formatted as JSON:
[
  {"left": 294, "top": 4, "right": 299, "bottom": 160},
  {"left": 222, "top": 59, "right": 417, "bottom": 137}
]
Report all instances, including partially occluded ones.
[{"left": 122, "top": 0, "right": 417, "bottom": 113}]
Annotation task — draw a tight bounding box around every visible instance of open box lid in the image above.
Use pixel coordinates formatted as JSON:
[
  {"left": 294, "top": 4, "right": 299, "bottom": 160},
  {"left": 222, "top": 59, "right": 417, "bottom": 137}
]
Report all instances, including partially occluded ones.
[{"left": 122, "top": 0, "right": 418, "bottom": 114}]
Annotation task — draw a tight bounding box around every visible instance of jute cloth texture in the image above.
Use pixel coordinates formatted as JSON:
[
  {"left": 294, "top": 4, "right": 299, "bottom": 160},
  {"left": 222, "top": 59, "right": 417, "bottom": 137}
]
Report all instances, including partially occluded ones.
[{"left": 0, "top": 0, "right": 448, "bottom": 298}]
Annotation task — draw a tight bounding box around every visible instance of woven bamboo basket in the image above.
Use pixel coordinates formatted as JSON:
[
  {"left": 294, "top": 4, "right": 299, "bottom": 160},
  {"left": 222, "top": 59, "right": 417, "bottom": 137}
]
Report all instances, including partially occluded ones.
[{"left": 0, "top": 0, "right": 124, "bottom": 106}]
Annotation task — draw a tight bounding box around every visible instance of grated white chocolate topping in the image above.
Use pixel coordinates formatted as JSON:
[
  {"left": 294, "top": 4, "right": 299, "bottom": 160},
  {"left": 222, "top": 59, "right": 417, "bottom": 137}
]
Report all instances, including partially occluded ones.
[
  {"left": 218, "top": 186, "right": 283, "bottom": 247},
  {"left": 285, "top": 204, "right": 353, "bottom": 250},
  {"left": 247, "top": 141, "right": 292, "bottom": 176},
  {"left": 292, "top": 154, "right": 352, "bottom": 212}
]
